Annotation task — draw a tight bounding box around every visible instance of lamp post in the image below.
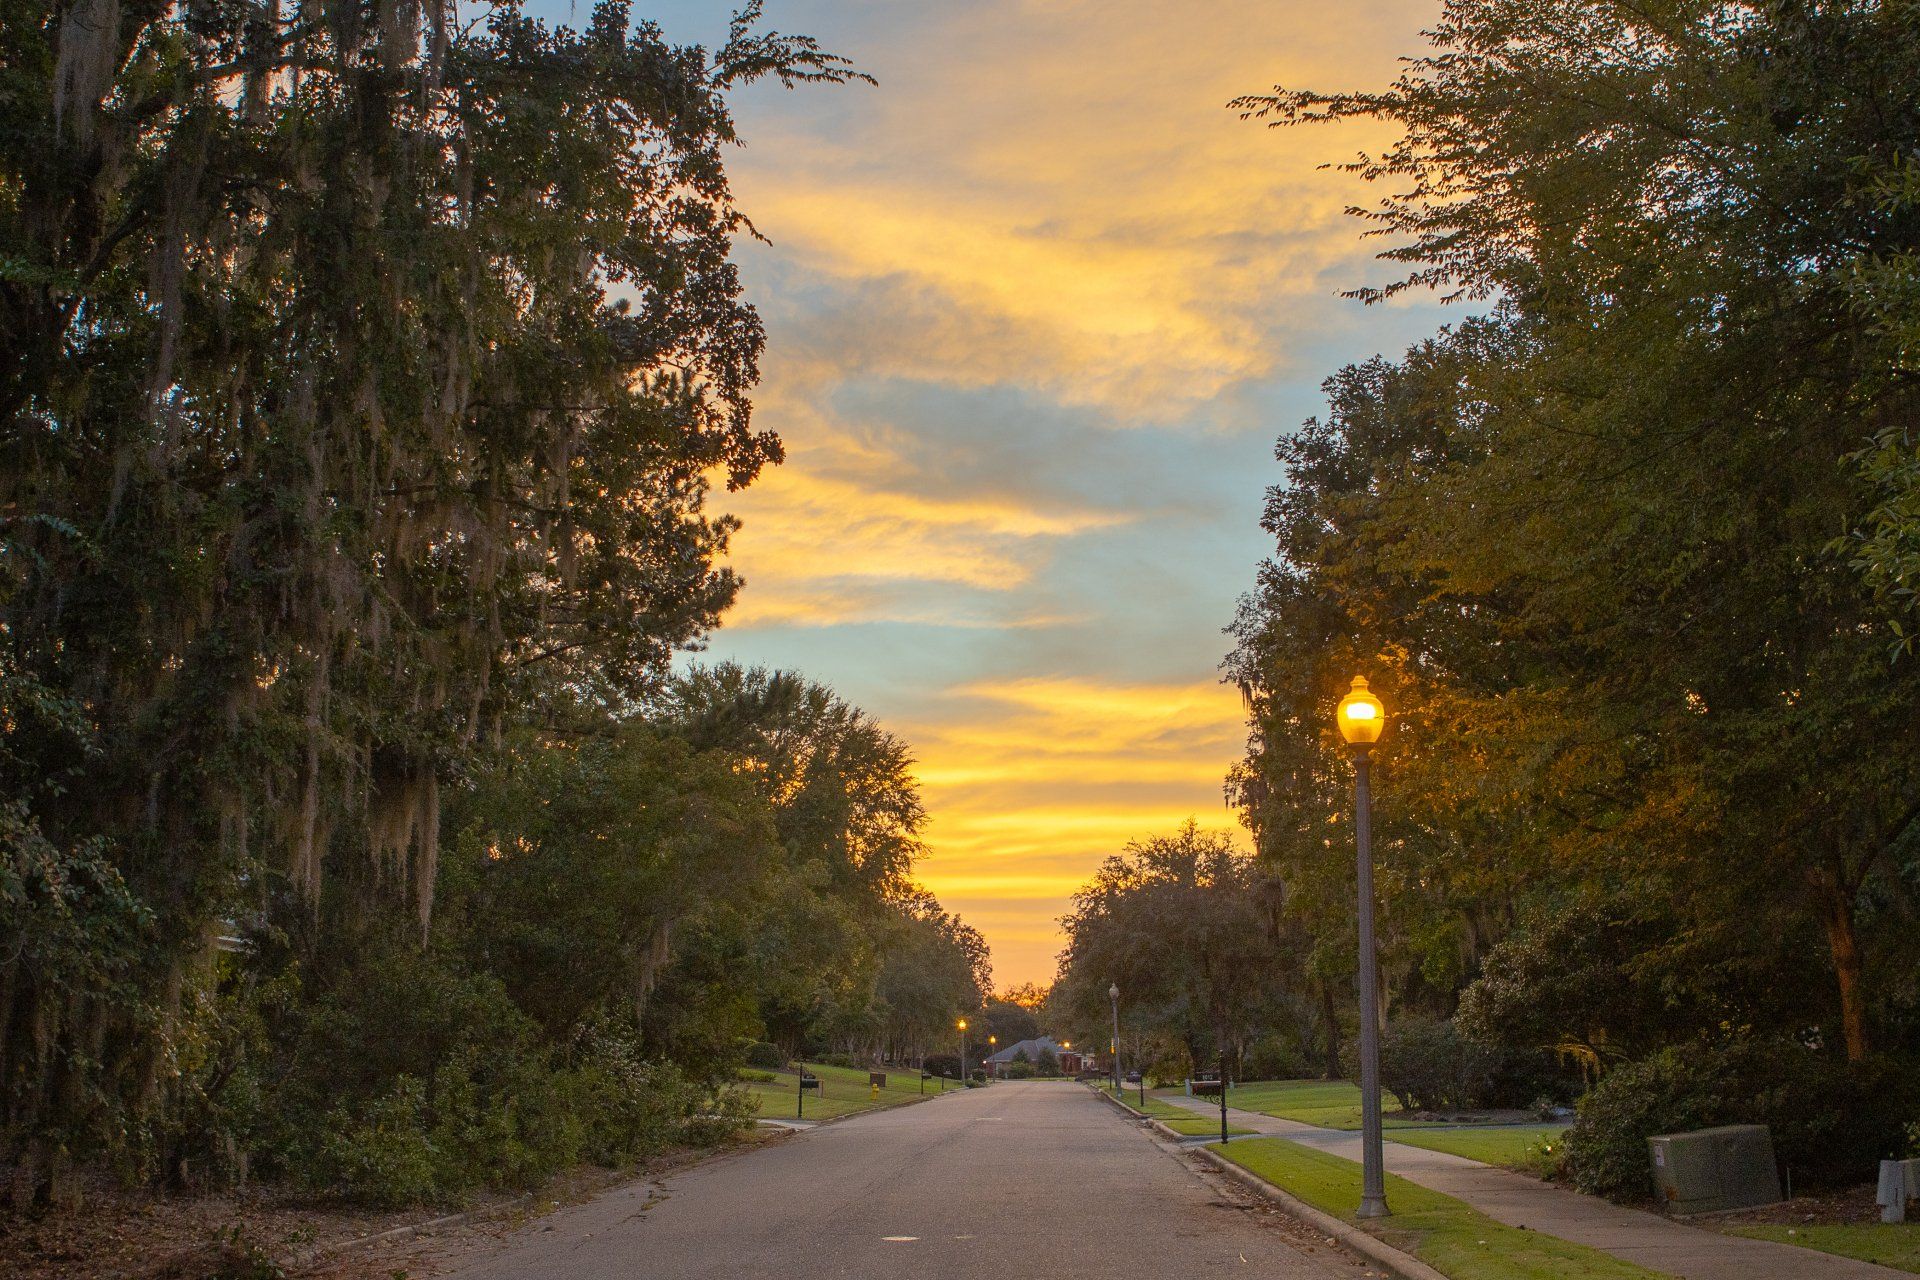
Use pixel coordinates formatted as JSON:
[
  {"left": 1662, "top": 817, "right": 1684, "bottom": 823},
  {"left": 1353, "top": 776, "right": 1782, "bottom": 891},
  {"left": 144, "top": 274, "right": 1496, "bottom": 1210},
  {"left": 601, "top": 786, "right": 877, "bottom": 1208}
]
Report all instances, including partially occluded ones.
[
  {"left": 1108, "top": 982, "right": 1121, "bottom": 1094},
  {"left": 988, "top": 1034, "right": 997, "bottom": 1079},
  {"left": 1338, "top": 675, "right": 1390, "bottom": 1219},
  {"left": 958, "top": 1018, "right": 968, "bottom": 1085}
]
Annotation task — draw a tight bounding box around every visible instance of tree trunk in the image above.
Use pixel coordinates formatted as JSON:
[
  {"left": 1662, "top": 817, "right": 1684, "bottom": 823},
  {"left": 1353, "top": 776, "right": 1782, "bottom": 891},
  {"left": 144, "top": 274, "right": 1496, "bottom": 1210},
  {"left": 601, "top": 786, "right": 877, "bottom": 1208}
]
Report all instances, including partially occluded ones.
[
  {"left": 1813, "top": 873, "right": 1869, "bottom": 1061},
  {"left": 1319, "top": 978, "right": 1342, "bottom": 1080}
]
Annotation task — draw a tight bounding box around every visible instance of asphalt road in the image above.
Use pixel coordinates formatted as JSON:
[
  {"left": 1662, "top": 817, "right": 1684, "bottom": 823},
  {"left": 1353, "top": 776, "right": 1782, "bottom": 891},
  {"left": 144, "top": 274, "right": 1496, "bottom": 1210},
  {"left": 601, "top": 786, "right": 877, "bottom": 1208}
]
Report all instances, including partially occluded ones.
[{"left": 440, "top": 1081, "right": 1370, "bottom": 1280}]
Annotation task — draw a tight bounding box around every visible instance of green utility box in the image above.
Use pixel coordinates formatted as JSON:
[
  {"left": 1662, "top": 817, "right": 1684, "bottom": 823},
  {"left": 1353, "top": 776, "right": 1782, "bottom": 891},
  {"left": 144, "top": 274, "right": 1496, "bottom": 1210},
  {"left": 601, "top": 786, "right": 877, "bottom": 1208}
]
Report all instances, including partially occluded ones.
[{"left": 1647, "top": 1124, "right": 1781, "bottom": 1214}]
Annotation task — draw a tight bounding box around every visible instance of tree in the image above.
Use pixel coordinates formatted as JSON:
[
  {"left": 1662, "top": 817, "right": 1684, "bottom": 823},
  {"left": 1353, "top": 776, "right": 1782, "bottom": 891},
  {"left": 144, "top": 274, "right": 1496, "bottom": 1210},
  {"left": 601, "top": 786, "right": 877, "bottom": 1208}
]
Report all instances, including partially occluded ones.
[
  {"left": 1228, "top": 0, "right": 1920, "bottom": 1064},
  {"left": 0, "top": 0, "right": 865, "bottom": 1188},
  {"left": 1054, "top": 823, "right": 1296, "bottom": 1074}
]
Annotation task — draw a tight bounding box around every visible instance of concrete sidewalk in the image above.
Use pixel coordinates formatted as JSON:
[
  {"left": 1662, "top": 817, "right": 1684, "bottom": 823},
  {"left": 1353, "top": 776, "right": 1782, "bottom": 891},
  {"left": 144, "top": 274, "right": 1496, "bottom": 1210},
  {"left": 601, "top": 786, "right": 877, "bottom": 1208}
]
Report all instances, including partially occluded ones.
[{"left": 1160, "top": 1093, "right": 1903, "bottom": 1279}]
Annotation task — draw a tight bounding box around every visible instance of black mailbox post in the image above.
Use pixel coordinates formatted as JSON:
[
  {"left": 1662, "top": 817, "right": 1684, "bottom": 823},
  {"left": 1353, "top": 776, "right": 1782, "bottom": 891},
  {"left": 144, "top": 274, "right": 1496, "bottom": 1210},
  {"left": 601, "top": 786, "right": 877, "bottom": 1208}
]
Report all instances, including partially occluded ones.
[{"left": 797, "top": 1071, "right": 821, "bottom": 1119}]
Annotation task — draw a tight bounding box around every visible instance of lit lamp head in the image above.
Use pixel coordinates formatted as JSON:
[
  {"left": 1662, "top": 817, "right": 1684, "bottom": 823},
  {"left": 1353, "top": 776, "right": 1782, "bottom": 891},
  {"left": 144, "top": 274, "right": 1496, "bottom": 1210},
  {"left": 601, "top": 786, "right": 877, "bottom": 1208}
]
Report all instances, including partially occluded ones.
[
  {"left": 1108, "top": 982, "right": 1119, "bottom": 1002},
  {"left": 1337, "top": 676, "right": 1386, "bottom": 750},
  {"left": 957, "top": 1018, "right": 967, "bottom": 1031}
]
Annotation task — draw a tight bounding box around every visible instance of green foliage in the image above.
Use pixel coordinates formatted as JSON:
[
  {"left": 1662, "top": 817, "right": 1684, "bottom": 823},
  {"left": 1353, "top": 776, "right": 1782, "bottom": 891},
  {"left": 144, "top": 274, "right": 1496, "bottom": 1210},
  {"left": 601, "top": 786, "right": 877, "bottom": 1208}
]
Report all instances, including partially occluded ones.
[
  {"left": 0, "top": 0, "right": 872, "bottom": 1184},
  {"left": 743, "top": 1042, "right": 786, "bottom": 1070},
  {"left": 1218, "top": 0, "right": 1920, "bottom": 1176},
  {"left": 1564, "top": 1037, "right": 1917, "bottom": 1201},
  {"left": 1378, "top": 1018, "right": 1502, "bottom": 1113},
  {"left": 1003, "top": 1062, "right": 1035, "bottom": 1079},
  {"left": 1054, "top": 823, "right": 1297, "bottom": 1073},
  {"left": 312, "top": 1079, "right": 441, "bottom": 1210}
]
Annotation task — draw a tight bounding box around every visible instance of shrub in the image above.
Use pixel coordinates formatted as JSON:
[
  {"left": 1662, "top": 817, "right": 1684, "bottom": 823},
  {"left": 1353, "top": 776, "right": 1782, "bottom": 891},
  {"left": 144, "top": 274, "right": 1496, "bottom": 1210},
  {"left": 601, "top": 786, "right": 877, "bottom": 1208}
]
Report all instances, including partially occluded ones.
[
  {"left": 1243, "top": 1033, "right": 1312, "bottom": 1083},
  {"left": 312, "top": 1077, "right": 439, "bottom": 1209},
  {"left": 1036, "top": 1047, "right": 1060, "bottom": 1076},
  {"left": 1564, "top": 1035, "right": 1916, "bottom": 1200},
  {"left": 743, "top": 1041, "right": 785, "bottom": 1070},
  {"left": 924, "top": 1053, "right": 961, "bottom": 1078},
  {"left": 819, "top": 1052, "right": 859, "bottom": 1069},
  {"left": 1379, "top": 1017, "right": 1502, "bottom": 1112},
  {"left": 1004, "top": 1062, "right": 1035, "bottom": 1079}
]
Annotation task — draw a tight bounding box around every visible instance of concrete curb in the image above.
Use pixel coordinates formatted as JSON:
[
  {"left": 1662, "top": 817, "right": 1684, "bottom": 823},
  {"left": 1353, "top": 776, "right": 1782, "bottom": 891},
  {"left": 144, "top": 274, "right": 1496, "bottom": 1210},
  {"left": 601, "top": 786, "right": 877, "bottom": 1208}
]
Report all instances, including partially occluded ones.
[{"left": 1192, "top": 1145, "right": 1449, "bottom": 1280}]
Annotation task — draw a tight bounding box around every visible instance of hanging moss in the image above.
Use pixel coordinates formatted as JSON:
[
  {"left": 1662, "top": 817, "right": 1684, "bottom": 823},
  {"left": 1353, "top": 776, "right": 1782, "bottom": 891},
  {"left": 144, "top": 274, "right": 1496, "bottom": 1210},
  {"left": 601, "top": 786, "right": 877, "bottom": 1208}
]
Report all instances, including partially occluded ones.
[{"left": 1, "top": 0, "right": 866, "bottom": 1187}]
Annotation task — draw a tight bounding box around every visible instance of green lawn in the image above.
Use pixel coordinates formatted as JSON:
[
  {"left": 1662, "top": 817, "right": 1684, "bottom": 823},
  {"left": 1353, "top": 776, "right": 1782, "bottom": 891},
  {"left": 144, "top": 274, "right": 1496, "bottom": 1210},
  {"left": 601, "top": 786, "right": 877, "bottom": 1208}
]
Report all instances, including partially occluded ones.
[
  {"left": 1215, "top": 1079, "right": 1438, "bottom": 1130},
  {"left": 1096, "top": 1083, "right": 1253, "bottom": 1135},
  {"left": 1723, "top": 1224, "right": 1920, "bottom": 1274},
  {"left": 1214, "top": 1137, "right": 1672, "bottom": 1280},
  {"left": 1387, "top": 1124, "right": 1567, "bottom": 1175},
  {"left": 736, "top": 1062, "right": 955, "bottom": 1121}
]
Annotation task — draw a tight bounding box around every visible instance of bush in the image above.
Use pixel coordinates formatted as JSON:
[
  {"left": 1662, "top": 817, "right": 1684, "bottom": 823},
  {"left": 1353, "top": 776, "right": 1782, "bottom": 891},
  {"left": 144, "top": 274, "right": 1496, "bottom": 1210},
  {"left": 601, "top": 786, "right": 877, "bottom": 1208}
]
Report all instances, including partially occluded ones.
[
  {"left": 1243, "top": 1033, "right": 1313, "bottom": 1083},
  {"left": 1564, "top": 1035, "right": 1916, "bottom": 1201},
  {"left": 743, "top": 1041, "right": 785, "bottom": 1070},
  {"left": 1379, "top": 1017, "right": 1502, "bottom": 1112},
  {"left": 277, "top": 947, "right": 750, "bottom": 1207},
  {"left": 1004, "top": 1062, "right": 1035, "bottom": 1079},
  {"left": 924, "top": 1054, "right": 961, "bottom": 1078},
  {"left": 818, "top": 1052, "right": 860, "bottom": 1069},
  {"left": 312, "top": 1077, "right": 439, "bottom": 1209}
]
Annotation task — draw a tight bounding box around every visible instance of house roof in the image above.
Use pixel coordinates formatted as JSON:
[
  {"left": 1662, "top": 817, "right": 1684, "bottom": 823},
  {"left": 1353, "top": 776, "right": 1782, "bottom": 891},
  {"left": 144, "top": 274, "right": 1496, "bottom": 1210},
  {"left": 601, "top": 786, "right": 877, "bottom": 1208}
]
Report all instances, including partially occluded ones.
[{"left": 984, "top": 1036, "right": 1076, "bottom": 1065}]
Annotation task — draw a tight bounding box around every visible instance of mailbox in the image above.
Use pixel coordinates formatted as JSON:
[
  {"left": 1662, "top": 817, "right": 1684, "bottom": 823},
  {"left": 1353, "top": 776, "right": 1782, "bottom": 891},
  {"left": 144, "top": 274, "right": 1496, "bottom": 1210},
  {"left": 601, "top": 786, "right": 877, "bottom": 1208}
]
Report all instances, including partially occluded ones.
[
  {"left": 799, "top": 1072, "right": 821, "bottom": 1091},
  {"left": 1190, "top": 1078, "right": 1225, "bottom": 1098}
]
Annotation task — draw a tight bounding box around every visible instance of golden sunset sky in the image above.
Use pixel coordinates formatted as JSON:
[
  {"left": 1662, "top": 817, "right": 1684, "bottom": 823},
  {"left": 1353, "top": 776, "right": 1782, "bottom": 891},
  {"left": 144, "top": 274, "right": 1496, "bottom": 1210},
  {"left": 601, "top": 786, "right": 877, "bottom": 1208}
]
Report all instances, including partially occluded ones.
[{"left": 580, "top": 0, "right": 1449, "bottom": 986}]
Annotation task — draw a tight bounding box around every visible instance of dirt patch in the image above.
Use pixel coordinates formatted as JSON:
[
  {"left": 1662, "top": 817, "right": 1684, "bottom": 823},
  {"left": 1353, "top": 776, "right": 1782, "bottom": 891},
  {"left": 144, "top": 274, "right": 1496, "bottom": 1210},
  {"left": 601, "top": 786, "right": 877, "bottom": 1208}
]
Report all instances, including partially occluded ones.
[
  {"left": 1712, "top": 1183, "right": 1883, "bottom": 1228},
  {"left": 0, "top": 1131, "right": 786, "bottom": 1280}
]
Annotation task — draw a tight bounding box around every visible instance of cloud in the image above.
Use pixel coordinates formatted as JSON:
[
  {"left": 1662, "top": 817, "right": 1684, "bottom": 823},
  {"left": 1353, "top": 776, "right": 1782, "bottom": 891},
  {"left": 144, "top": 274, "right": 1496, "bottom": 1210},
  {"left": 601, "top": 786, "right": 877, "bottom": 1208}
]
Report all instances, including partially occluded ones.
[{"left": 656, "top": 0, "right": 1447, "bottom": 982}]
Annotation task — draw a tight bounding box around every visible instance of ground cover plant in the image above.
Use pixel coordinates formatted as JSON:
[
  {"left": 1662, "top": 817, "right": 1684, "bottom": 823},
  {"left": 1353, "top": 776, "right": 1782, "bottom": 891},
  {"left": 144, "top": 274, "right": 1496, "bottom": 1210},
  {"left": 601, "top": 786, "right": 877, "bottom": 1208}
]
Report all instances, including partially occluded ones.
[
  {"left": 1720, "top": 1224, "right": 1920, "bottom": 1275},
  {"left": 1219, "top": 1081, "right": 1437, "bottom": 1131},
  {"left": 1098, "top": 1085, "right": 1253, "bottom": 1136},
  {"left": 1385, "top": 1125, "right": 1567, "bottom": 1176},
  {"left": 1215, "top": 1138, "right": 1669, "bottom": 1280},
  {"left": 737, "top": 1063, "right": 953, "bottom": 1122}
]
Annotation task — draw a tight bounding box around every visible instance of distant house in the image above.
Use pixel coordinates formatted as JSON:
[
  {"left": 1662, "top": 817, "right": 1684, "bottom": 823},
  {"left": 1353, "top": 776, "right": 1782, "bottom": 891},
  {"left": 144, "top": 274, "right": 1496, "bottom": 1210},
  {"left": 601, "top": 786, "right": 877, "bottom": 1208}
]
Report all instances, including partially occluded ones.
[{"left": 982, "top": 1036, "right": 1084, "bottom": 1077}]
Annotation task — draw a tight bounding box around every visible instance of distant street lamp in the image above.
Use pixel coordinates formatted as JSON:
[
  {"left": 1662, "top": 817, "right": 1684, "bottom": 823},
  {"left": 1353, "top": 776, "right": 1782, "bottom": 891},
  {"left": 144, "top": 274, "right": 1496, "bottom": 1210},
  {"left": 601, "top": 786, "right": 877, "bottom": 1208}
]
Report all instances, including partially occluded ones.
[
  {"left": 1338, "top": 674, "right": 1390, "bottom": 1219},
  {"left": 958, "top": 1018, "right": 969, "bottom": 1084},
  {"left": 1109, "top": 982, "right": 1121, "bottom": 1094},
  {"left": 988, "top": 1034, "right": 997, "bottom": 1078}
]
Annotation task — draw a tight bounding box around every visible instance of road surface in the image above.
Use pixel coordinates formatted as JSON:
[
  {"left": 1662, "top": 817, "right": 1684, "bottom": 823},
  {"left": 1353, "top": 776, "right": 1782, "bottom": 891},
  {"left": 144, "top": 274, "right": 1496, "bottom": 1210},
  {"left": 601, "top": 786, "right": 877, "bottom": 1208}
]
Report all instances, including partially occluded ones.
[{"left": 440, "top": 1080, "right": 1368, "bottom": 1279}]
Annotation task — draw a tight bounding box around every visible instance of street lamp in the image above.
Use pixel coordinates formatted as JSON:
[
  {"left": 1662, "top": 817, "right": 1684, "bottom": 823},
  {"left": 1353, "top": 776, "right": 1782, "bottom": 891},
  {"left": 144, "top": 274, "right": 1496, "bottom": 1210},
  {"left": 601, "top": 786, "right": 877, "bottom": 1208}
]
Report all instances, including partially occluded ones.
[
  {"left": 1338, "top": 674, "right": 1390, "bottom": 1219},
  {"left": 1108, "top": 982, "right": 1121, "bottom": 1094},
  {"left": 958, "top": 1018, "right": 968, "bottom": 1085},
  {"left": 988, "top": 1034, "right": 997, "bottom": 1078}
]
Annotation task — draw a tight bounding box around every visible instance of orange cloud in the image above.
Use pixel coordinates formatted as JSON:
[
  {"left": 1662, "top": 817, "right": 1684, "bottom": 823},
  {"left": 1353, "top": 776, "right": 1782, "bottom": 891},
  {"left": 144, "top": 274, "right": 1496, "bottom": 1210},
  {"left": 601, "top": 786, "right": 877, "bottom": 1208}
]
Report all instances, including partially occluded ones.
[
  {"left": 695, "top": 0, "right": 1441, "bottom": 984},
  {"left": 893, "top": 678, "right": 1251, "bottom": 984}
]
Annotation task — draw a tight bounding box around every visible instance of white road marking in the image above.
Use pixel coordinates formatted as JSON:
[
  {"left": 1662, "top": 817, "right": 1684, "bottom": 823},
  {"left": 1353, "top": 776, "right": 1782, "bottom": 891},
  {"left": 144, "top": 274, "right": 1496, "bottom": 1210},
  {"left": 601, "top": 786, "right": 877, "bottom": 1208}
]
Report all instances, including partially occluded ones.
[{"left": 881, "top": 1236, "right": 918, "bottom": 1242}]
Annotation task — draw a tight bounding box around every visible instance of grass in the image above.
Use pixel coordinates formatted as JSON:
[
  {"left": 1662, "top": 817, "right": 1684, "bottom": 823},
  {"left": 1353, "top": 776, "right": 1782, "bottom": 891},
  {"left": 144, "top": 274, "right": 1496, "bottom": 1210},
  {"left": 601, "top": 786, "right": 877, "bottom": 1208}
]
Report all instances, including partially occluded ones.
[
  {"left": 1096, "top": 1083, "right": 1253, "bottom": 1136},
  {"left": 1722, "top": 1223, "right": 1920, "bottom": 1274},
  {"left": 735, "top": 1062, "right": 955, "bottom": 1121},
  {"left": 1387, "top": 1124, "right": 1568, "bottom": 1175},
  {"left": 1214, "top": 1137, "right": 1673, "bottom": 1280},
  {"left": 1216, "top": 1079, "right": 1439, "bottom": 1130}
]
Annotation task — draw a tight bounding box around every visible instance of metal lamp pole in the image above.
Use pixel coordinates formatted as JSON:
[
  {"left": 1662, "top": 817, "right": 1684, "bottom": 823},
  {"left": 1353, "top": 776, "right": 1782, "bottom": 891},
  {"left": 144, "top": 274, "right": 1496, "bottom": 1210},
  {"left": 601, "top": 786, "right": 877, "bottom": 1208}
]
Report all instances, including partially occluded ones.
[
  {"left": 1108, "top": 983, "right": 1121, "bottom": 1094},
  {"left": 958, "top": 1018, "right": 968, "bottom": 1085},
  {"left": 1339, "top": 675, "right": 1390, "bottom": 1220}
]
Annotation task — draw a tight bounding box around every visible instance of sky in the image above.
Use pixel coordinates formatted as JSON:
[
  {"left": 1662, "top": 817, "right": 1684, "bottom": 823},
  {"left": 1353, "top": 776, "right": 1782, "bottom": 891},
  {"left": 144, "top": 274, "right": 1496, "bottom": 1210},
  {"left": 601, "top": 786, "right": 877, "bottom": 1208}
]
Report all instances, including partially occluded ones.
[{"left": 565, "top": 0, "right": 1452, "bottom": 986}]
